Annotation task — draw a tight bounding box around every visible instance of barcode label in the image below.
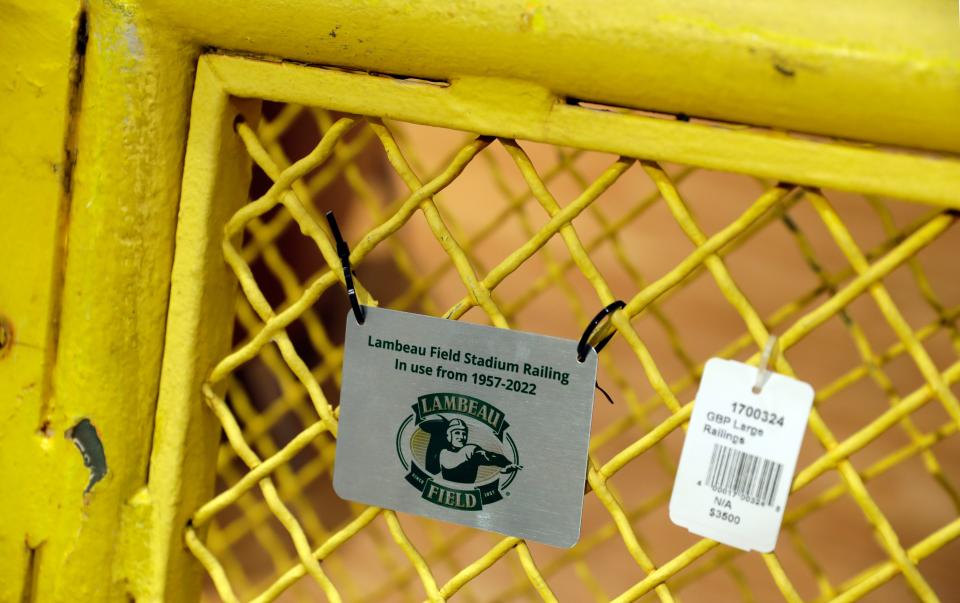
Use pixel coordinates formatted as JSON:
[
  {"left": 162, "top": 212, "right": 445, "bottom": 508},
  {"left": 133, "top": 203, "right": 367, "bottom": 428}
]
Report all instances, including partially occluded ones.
[
  {"left": 705, "top": 443, "right": 783, "bottom": 507},
  {"left": 670, "top": 358, "right": 814, "bottom": 552}
]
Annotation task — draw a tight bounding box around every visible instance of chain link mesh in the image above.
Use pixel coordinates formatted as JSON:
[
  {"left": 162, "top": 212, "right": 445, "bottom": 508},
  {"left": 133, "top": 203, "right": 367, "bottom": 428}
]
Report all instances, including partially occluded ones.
[{"left": 183, "top": 103, "right": 960, "bottom": 602}]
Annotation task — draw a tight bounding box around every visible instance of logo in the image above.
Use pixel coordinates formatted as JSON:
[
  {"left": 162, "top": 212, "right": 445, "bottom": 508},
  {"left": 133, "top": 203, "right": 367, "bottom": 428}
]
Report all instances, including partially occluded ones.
[{"left": 396, "top": 393, "right": 522, "bottom": 510}]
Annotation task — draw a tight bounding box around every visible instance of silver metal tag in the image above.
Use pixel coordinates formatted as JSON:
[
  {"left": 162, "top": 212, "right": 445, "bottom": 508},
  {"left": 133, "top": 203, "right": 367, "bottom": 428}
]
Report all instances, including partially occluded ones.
[{"left": 333, "top": 306, "right": 599, "bottom": 547}]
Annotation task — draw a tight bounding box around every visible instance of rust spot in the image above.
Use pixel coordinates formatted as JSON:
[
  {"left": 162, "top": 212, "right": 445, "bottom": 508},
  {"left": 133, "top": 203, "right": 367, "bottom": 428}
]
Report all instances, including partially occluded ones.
[
  {"left": 0, "top": 316, "right": 12, "bottom": 359},
  {"left": 774, "top": 63, "right": 796, "bottom": 77},
  {"left": 74, "top": 10, "right": 88, "bottom": 57},
  {"left": 21, "top": 541, "right": 42, "bottom": 603}
]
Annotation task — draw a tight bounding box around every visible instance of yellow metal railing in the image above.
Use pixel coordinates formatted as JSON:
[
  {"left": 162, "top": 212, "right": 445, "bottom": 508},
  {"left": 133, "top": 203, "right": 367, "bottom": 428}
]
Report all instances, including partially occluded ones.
[
  {"left": 180, "top": 103, "right": 960, "bottom": 602},
  {"left": 6, "top": 3, "right": 960, "bottom": 602}
]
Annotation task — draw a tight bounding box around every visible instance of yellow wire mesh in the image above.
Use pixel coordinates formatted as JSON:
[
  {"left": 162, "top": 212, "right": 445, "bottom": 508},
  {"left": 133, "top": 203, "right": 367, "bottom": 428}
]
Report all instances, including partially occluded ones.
[{"left": 184, "top": 102, "right": 960, "bottom": 602}]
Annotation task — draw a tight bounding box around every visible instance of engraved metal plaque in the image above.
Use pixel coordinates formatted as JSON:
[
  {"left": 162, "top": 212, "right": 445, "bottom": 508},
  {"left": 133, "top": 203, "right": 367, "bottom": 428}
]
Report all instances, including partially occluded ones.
[{"left": 333, "top": 306, "right": 598, "bottom": 547}]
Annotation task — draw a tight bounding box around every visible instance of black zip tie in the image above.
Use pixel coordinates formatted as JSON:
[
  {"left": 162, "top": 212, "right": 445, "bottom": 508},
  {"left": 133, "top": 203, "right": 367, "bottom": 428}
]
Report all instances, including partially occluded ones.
[
  {"left": 325, "top": 210, "right": 365, "bottom": 325},
  {"left": 577, "top": 300, "right": 626, "bottom": 404},
  {"left": 577, "top": 300, "right": 626, "bottom": 362},
  {"left": 595, "top": 382, "right": 615, "bottom": 405}
]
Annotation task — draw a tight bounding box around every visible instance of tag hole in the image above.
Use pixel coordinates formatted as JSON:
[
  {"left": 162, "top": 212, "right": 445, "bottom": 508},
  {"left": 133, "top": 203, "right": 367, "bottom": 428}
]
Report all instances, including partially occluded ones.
[{"left": 751, "top": 385, "right": 762, "bottom": 395}]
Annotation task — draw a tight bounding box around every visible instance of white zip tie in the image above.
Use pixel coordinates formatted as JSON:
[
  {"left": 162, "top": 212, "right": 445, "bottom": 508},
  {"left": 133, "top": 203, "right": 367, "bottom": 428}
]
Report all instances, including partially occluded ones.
[{"left": 752, "top": 335, "right": 779, "bottom": 394}]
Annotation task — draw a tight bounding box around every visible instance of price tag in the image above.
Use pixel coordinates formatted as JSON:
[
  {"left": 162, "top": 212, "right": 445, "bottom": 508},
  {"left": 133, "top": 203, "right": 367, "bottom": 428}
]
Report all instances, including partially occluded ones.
[
  {"left": 669, "top": 357, "right": 814, "bottom": 552},
  {"left": 333, "top": 306, "right": 599, "bottom": 548}
]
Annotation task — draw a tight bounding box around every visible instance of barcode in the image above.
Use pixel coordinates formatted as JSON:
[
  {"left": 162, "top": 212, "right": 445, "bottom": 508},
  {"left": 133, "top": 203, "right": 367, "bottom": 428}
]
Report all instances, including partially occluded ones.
[{"left": 705, "top": 443, "right": 783, "bottom": 507}]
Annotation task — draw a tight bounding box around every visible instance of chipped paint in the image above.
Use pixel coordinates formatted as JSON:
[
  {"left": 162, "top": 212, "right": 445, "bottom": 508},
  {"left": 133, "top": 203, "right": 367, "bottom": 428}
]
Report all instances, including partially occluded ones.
[{"left": 66, "top": 419, "right": 107, "bottom": 495}]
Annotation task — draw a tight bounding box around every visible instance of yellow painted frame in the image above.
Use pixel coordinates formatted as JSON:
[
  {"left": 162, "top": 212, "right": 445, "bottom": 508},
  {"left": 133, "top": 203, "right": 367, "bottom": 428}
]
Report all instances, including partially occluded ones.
[
  {"left": 210, "top": 54, "right": 960, "bottom": 208},
  {"left": 1, "top": 0, "right": 958, "bottom": 601}
]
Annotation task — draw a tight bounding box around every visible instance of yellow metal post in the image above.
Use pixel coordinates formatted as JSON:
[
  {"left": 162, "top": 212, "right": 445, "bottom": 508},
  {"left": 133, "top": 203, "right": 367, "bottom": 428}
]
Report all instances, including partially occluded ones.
[
  {"left": 0, "top": 1, "right": 81, "bottom": 599},
  {"left": 1, "top": 0, "right": 198, "bottom": 600},
  {"left": 127, "top": 62, "right": 260, "bottom": 600}
]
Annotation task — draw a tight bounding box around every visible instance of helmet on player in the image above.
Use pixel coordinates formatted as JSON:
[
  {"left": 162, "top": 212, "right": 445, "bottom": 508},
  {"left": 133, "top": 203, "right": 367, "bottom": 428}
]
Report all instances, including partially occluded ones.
[{"left": 447, "top": 418, "right": 468, "bottom": 440}]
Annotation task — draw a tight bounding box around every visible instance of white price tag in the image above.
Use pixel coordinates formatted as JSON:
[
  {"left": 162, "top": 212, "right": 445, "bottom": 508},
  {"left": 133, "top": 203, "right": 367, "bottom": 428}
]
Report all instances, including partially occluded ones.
[{"left": 669, "top": 357, "right": 814, "bottom": 552}]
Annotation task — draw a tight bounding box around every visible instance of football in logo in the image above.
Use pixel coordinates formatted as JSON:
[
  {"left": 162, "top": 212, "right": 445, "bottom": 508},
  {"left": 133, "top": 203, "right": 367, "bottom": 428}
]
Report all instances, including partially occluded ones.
[{"left": 396, "top": 393, "right": 521, "bottom": 510}]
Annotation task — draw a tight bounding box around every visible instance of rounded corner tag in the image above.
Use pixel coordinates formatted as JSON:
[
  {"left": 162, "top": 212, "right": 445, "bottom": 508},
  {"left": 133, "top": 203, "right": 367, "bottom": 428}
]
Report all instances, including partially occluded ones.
[
  {"left": 334, "top": 306, "right": 598, "bottom": 548},
  {"left": 669, "top": 357, "right": 814, "bottom": 552}
]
